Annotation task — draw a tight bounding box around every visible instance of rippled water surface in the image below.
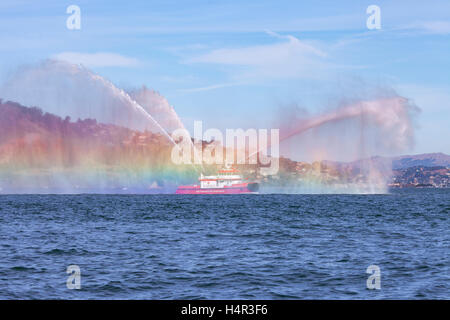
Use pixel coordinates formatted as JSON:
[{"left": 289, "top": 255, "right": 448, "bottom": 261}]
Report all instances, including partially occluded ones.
[{"left": 0, "top": 189, "right": 448, "bottom": 299}]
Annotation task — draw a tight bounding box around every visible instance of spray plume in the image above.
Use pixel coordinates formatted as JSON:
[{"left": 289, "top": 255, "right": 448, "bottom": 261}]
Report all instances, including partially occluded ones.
[
  {"left": 0, "top": 60, "right": 420, "bottom": 193},
  {"left": 280, "top": 96, "right": 417, "bottom": 151},
  {"left": 0, "top": 60, "right": 180, "bottom": 145}
]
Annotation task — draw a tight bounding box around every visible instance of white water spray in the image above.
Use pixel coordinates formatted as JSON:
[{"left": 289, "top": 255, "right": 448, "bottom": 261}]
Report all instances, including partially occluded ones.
[{"left": 0, "top": 60, "right": 176, "bottom": 145}]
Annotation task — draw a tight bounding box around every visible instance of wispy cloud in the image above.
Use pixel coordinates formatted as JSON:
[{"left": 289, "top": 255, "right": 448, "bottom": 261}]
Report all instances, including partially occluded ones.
[
  {"left": 179, "top": 83, "right": 242, "bottom": 93},
  {"left": 400, "top": 20, "right": 450, "bottom": 35},
  {"left": 52, "top": 52, "right": 139, "bottom": 68},
  {"left": 415, "top": 21, "right": 450, "bottom": 34},
  {"left": 186, "top": 32, "right": 329, "bottom": 80},
  {"left": 188, "top": 32, "right": 326, "bottom": 65}
]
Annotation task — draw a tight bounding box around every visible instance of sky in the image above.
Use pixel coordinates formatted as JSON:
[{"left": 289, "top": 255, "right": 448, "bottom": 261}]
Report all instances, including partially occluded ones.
[{"left": 0, "top": 0, "right": 449, "bottom": 158}]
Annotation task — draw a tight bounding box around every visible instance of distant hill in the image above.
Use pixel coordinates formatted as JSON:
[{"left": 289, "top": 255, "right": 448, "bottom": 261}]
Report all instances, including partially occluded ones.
[
  {"left": 389, "top": 153, "right": 450, "bottom": 169},
  {"left": 363, "top": 153, "right": 450, "bottom": 170},
  {"left": 323, "top": 153, "right": 450, "bottom": 171},
  {"left": 0, "top": 99, "right": 181, "bottom": 167}
]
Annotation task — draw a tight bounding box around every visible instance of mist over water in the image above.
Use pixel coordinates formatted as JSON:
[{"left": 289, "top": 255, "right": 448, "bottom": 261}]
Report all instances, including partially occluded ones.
[
  {"left": 0, "top": 60, "right": 420, "bottom": 193},
  {"left": 274, "top": 93, "right": 420, "bottom": 193},
  {"left": 280, "top": 96, "right": 418, "bottom": 152},
  {"left": 0, "top": 60, "right": 193, "bottom": 193}
]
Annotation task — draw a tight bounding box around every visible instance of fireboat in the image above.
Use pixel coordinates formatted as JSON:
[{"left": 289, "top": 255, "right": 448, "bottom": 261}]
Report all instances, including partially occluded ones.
[{"left": 175, "top": 165, "right": 259, "bottom": 194}]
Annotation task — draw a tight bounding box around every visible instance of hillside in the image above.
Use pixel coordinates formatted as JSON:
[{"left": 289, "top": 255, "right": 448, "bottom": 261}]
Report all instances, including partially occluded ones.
[
  {"left": 0, "top": 100, "right": 195, "bottom": 192},
  {"left": 390, "top": 153, "right": 450, "bottom": 169}
]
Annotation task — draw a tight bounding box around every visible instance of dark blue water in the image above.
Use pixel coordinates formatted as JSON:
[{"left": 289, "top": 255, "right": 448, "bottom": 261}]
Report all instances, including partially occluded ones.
[{"left": 0, "top": 189, "right": 448, "bottom": 299}]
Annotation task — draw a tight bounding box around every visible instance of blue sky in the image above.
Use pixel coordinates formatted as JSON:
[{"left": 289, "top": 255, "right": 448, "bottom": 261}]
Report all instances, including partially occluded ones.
[{"left": 0, "top": 0, "right": 449, "bottom": 157}]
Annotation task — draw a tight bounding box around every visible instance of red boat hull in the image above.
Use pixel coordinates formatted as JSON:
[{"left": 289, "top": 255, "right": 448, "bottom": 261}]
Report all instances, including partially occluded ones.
[{"left": 176, "top": 182, "right": 259, "bottom": 194}]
